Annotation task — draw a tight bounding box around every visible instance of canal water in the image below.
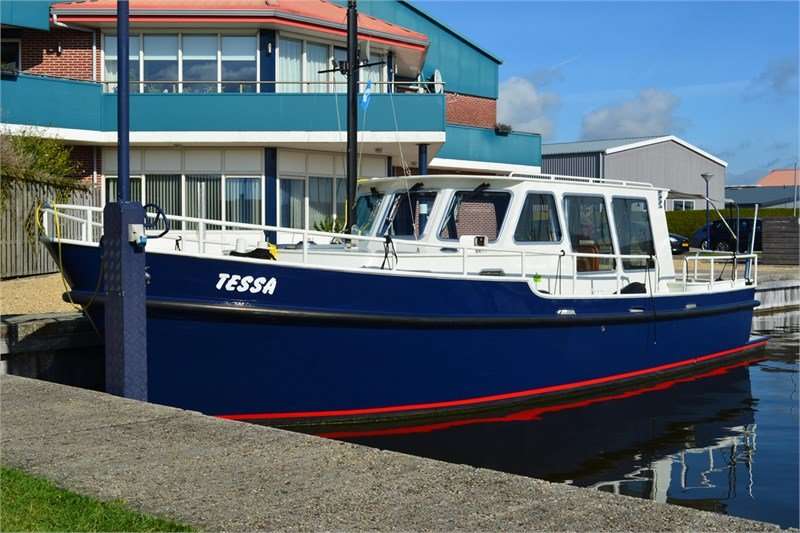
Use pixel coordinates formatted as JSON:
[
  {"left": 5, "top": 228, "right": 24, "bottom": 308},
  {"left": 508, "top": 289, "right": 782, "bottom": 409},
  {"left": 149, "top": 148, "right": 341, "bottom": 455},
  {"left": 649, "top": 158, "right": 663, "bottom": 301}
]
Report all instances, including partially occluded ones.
[{"left": 314, "top": 310, "right": 799, "bottom": 528}]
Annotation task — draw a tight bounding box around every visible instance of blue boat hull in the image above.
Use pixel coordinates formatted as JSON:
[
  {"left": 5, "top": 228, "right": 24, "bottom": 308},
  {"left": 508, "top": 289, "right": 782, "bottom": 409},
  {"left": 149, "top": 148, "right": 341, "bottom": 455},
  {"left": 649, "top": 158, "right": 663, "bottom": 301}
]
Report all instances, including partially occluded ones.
[{"left": 51, "top": 241, "right": 764, "bottom": 424}]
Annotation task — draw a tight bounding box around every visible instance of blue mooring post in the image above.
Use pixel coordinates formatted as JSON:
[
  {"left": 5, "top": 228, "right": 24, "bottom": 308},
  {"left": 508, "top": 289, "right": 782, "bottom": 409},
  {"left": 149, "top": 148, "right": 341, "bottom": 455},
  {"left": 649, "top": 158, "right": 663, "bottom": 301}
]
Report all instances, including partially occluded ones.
[{"left": 103, "top": 0, "right": 147, "bottom": 400}]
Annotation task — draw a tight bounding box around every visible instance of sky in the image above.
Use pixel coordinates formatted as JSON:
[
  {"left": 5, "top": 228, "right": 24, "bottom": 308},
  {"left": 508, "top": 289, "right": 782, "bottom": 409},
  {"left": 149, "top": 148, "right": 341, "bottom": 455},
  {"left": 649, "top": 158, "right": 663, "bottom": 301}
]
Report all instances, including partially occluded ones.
[{"left": 415, "top": 1, "right": 799, "bottom": 184}]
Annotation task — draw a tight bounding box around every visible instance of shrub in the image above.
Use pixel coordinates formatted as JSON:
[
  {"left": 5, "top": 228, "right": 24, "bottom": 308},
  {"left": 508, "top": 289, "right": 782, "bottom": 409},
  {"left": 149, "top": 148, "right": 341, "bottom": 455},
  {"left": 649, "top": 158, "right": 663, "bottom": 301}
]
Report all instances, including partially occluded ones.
[{"left": 666, "top": 207, "right": 796, "bottom": 237}]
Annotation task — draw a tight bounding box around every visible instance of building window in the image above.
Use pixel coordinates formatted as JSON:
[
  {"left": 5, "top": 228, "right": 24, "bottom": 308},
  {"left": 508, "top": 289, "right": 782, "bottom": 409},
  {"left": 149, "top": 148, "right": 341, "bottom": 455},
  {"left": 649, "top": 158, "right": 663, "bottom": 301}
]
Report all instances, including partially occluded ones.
[
  {"left": 439, "top": 191, "right": 511, "bottom": 242},
  {"left": 226, "top": 177, "right": 262, "bottom": 224},
  {"left": 105, "top": 176, "right": 142, "bottom": 203},
  {"left": 104, "top": 32, "right": 257, "bottom": 93},
  {"left": 143, "top": 35, "right": 178, "bottom": 93},
  {"left": 612, "top": 198, "right": 655, "bottom": 270},
  {"left": 279, "top": 177, "right": 305, "bottom": 229},
  {"left": 672, "top": 199, "right": 695, "bottom": 211},
  {"left": 186, "top": 175, "right": 222, "bottom": 228},
  {"left": 277, "top": 37, "right": 302, "bottom": 93},
  {"left": 221, "top": 36, "right": 257, "bottom": 93},
  {"left": 182, "top": 35, "right": 217, "bottom": 94},
  {"left": 104, "top": 34, "right": 140, "bottom": 92},
  {"left": 1, "top": 39, "right": 21, "bottom": 71},
  {"left": 563, "top": 195, "right": 615, "bottom": 271},
  {"left": 276, "top": 35, "right": 385, "bottom": 94},
  {"left": 514, "top": 193, "right": 561, "bottom": 243}
]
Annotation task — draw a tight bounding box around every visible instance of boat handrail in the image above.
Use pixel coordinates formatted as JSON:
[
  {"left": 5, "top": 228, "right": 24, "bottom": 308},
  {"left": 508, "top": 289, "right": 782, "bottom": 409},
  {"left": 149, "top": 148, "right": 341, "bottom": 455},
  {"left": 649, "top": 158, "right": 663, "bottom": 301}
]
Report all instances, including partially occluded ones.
[
  {"left": 506, "top": 171, "right": 657, "bottom": 190},
  {"left": 42, "top": 203, "right": 756, "bottom": 294},
  {"left": 681, "top": 253, "right": 758, "bottom": 290}
]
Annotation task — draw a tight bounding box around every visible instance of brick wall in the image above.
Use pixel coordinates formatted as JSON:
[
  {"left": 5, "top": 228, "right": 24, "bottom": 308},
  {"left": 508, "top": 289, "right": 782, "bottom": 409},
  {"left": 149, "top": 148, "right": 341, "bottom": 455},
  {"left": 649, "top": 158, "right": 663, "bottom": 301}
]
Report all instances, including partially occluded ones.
[
  {"left": 445, "top": 93, "right": 497, "bottom": 129},
  {"left": 67, "top": 145, "right": 96, "bottom": 181},
  {"left": 19, "top": 28, "right": 93, "bottom": 80}
]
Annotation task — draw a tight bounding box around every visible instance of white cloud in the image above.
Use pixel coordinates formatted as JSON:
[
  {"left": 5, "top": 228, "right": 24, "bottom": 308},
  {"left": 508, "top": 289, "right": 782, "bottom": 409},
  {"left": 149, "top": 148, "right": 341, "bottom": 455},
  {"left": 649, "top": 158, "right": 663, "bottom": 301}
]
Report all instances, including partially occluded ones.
[
  {"left": 497, "top": 77, "right": 559, "bottom": 138},
  {"left": 580, "top": 89, "right": 680, "bottom": 140}
]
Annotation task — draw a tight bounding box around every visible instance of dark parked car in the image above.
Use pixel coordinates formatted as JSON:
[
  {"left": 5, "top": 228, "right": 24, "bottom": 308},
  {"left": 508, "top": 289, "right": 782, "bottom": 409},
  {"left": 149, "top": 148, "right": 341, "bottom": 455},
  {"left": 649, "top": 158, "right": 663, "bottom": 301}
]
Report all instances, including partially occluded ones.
[
  {"left": 669, "top": 233, "right": 690, "bottom": 254},
  {"left": 690, "top": 219, "right": 763, "bottom": 252}
]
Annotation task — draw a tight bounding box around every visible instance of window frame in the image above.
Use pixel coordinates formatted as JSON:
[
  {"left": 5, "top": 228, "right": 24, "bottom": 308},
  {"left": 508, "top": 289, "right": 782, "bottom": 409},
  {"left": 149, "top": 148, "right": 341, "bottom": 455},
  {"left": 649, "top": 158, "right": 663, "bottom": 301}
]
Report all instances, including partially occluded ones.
[
  {"left": 101, "top": 30, "right": 259, "bottom": 94},
  {"left": 672, "top": 199, "right": 695, "bottom": 211},
  {"left": 275, "top": 30, "right": 387, "bottom": 94},
  {"left": 610, "top": 195, "right": 657, "bottom": 272},
  {"left": 276, "top": 173, "right": 350, "bottom": 230},
  {"left": 436, "top": 189, "right": 515, "bottom": 243},
  {"left": 562, "top": 193, "right": 618, "bottom": 272},
  {"left": 512, "top": 191, "right": 564, "bottom": 245}
]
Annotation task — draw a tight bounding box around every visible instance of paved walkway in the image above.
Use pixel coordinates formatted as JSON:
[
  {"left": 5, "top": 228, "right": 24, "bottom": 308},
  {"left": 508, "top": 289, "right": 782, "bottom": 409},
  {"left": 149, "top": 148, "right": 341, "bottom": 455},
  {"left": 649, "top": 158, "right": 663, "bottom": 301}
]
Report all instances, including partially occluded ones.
[{"left": 1, "top": 375, "right": 782, "bottom": 531}]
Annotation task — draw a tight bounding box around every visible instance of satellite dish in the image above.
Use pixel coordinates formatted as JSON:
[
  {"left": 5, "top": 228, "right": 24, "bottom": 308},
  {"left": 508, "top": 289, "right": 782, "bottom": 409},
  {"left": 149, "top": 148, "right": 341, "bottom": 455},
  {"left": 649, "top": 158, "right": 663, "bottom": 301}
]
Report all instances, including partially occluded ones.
[{"left": 433, "top": 69, "right": 444, "bottom": 94}]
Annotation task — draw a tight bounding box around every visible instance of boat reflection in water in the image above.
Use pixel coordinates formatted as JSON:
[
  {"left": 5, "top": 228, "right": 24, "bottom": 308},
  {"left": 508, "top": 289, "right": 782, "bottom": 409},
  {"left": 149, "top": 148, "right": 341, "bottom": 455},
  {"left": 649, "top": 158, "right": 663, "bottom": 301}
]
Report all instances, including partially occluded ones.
[{"left": 304, "top": 340, "right": 797, "bottom": 527}]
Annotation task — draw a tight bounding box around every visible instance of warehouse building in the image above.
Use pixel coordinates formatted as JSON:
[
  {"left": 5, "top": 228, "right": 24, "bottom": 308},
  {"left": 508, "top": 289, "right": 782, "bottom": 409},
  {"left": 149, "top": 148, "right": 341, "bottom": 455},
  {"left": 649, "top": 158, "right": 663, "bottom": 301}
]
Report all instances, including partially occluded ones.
[{"left": 542, "top": 136, "right": 727, "bottom": 211}]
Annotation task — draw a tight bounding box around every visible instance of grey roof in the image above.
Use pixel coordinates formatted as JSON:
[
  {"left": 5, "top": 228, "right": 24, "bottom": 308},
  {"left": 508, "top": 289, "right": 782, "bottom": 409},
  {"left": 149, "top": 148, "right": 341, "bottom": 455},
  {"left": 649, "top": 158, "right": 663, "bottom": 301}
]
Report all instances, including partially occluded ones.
[
  {"left": 725, "top": 185, "right": 798, "bottom": 207},
  {"left": 542, "top": 137, "right": 660, "bottom": 156}
]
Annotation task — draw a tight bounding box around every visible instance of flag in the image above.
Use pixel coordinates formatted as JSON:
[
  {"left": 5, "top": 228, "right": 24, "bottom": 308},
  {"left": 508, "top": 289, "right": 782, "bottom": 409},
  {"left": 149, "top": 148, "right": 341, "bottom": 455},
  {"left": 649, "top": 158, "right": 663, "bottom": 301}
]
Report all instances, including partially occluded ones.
[{"left": 360, "top": 80, "right": 372, "bottom": 110}]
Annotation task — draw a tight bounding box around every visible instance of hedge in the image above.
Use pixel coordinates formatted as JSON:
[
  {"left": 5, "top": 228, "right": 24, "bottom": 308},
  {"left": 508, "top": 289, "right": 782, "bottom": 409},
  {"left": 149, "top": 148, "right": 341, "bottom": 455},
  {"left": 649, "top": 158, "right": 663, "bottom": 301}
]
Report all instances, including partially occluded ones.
[{"left": 666, "top": 208, "right": 796, "bottom": 237}]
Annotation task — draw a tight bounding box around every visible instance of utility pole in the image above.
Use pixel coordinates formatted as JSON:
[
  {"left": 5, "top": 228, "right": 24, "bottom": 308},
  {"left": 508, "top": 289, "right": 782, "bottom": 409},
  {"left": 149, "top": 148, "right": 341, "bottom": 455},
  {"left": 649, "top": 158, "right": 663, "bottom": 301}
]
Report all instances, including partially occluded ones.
[
  {"left": 346, "top": 0, "right": 359, "bottom": 232},
  {"left": 103, "top": 0, "right": 148, "bottom": 400}
]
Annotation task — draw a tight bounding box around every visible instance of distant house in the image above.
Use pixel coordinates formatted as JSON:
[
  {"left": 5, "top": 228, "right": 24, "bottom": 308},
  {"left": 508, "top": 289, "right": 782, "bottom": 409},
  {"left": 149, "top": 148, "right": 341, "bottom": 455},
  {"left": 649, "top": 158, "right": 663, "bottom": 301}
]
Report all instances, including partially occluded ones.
[
  {"left": 757, "top": 168, "right": 799, "bottom": 187},
  {"left": 726, "top": 167, "right": 799, "bottom": 209},
  {"left": 542, "top": 135, "right": 727, "bottom": 211}
]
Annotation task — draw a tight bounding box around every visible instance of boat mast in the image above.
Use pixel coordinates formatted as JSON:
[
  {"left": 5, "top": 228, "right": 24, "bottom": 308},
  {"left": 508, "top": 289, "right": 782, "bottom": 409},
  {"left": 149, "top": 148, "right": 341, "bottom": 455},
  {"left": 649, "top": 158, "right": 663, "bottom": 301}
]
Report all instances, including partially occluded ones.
[{"left": 346, "top": 0, "right": 359, "bottom": 232}]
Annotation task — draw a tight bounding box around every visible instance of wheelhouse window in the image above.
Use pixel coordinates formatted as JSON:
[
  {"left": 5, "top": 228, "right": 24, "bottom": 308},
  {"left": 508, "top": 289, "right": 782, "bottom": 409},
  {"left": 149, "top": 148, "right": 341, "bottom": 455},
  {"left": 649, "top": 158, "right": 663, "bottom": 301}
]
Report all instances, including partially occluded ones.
[
  {"left": 182, "top": 35, "right": 217, "bottom": 94},
  {"left": 439, "top": 190, "right": 511, "bottom": 242},
  {"left": 143, "top": 35, "right": 178, "bottom": 93},
  {"left": 221, "top": 36, "right": 257, "bottom": 93},
  {"left": 514, "top": 193, "right": 561, "bottom": 243},
  {"left": 104, "top": 34, "right": 140, "bottom": 92},
  {"left": 353, "top": 192, "right": 384, "bottom": 235},
  {"left": 381, "top": 191, "right": 437, "bottom": 238},
  {"left": 563, "top": 195, "right": 615, "bottom": 272},
  {"left": 612, "top": 198, "right": 655, "bottom": 270}
]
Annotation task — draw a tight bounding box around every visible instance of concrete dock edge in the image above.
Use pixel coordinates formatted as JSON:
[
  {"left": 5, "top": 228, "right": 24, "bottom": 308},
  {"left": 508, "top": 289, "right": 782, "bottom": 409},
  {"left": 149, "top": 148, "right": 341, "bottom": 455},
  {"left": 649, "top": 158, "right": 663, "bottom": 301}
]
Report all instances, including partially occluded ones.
[{"left": 0, "top": 375, "right": 783, "bottom": 531}]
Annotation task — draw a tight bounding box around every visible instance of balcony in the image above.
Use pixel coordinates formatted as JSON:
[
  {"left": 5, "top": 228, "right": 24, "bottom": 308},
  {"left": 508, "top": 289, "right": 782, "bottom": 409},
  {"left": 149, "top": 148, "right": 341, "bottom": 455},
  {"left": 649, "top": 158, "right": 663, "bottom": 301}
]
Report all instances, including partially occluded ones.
[{"left": 0, "top": 72, "right": 446, "bottom": 138}]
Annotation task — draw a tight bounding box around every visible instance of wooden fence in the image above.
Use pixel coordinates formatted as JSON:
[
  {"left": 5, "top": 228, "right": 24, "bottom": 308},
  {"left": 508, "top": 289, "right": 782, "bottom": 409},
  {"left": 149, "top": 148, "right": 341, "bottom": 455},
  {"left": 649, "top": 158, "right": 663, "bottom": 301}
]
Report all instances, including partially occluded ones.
[
  {"left": 762, "top": 217, "right": 800, "bottom": 265},
  {"left": 1, "top": 182, "right": 100, "bottom": 279}
]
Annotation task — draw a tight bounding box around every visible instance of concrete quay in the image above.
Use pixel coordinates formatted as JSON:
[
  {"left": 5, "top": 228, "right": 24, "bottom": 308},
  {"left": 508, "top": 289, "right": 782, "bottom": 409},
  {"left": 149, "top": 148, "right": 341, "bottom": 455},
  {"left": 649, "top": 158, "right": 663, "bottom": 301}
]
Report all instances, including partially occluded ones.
[{"left": 1, "top": 375, "right": 783, "bottom": 531}]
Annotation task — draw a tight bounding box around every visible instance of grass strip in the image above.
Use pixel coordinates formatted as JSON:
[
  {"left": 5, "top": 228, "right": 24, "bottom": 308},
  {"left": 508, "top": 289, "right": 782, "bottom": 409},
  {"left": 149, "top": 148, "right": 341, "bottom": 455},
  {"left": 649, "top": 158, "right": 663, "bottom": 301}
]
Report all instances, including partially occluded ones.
[{"left": 0, "top": 467, "right": 193, "bottom": 532}]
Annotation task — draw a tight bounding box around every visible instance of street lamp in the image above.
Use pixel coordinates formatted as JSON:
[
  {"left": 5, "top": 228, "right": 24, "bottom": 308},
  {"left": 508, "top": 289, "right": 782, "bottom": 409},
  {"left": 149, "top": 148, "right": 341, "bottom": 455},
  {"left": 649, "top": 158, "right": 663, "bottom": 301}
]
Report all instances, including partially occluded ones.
[{"left": 701, "top": 173, "right": 713, "bottom": 250}]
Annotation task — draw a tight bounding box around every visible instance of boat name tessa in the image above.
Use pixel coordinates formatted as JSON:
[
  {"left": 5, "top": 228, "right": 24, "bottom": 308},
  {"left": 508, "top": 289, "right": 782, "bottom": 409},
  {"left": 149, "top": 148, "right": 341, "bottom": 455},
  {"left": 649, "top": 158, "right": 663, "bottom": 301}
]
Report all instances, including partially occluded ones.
[{"left": 216, "top": 273, "right": 277, "bottom": 295}]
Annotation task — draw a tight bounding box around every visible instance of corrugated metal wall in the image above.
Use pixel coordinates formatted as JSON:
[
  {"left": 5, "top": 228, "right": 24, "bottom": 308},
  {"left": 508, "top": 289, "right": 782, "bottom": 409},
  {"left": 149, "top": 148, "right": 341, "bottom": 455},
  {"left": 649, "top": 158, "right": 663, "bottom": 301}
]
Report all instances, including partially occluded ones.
[
  {"left": 541, "top": 152, "right": 602, "bottom": 178},
  {"left": 604, "top": 141, "right": 726, "bottom": 205},
  {"left": 1, "top": 183, "right": 99, "bottom": 279}
]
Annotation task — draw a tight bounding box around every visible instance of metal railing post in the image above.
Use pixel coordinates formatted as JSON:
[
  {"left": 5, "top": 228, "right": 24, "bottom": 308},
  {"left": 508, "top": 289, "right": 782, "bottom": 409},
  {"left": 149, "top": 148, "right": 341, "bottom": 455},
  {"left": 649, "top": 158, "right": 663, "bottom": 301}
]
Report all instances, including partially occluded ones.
[
  {"left": 572, "top": 257, "right": 578, "bottom": 295},
  {"left": 709, "top": 258, "right": 715, "bottom": 290},
  {"left": 520, "top": 251, "right": 526, "bottom": 278},
  {"left": 303, "top": 195, "right": 309, "bottom": 264},
  {"left": 461, "top": 247, "right": 468, "bottom": 275},
  {"left": 683, "top": 258, "right": 688, "bottom": 292}
]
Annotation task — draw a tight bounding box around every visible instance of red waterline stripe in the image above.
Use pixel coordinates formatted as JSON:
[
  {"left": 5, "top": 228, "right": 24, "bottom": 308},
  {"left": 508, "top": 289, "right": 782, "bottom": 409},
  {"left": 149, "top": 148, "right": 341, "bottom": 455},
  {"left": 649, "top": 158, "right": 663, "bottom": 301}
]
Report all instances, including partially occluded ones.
[{"left": 218, "top": 339, "right": 769, "bottom": 421}]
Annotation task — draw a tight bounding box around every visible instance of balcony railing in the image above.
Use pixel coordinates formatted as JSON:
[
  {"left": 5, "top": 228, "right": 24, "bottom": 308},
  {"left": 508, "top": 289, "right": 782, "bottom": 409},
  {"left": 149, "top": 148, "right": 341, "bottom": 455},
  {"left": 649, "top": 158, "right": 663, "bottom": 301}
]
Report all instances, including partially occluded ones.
[
  {"left": 100, "top": 79, "right": 444, "bottom": 95},
  {"left": 0, "top": 72, "right": 445, "bottom": 133}
]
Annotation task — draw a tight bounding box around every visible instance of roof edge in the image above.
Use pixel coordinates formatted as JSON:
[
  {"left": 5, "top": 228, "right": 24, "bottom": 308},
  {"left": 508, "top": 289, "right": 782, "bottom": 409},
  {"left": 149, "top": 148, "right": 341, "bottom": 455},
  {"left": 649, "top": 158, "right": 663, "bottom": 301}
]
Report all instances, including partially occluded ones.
[
  {"left": 604, "top": 135, "right": 728, "bottom": 168},
  {"left": 398, "top": 0, "right": 502, "bottom": 64}
]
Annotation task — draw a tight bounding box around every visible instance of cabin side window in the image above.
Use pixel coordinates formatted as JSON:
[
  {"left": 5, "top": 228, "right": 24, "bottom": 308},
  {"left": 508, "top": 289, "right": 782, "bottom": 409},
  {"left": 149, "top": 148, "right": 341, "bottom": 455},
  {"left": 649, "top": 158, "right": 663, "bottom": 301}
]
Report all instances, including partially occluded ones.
[
  {"left": 439, "top": 191, "right": 511, "bottom": 242},
  {"left": 380, "top": 191, "right": 437, "bottom": 239},
  {"left": 563, "top": 195, "right": 615, "bottom": 271},
  {"left": 514, "top": 193, "right": 562, "bottom": 243},
  {"left": 353, "top": 192, "right": 384, "bottom": 235},
  {"left": 612, "top": 198, "right": 655, "bottom": 270}
]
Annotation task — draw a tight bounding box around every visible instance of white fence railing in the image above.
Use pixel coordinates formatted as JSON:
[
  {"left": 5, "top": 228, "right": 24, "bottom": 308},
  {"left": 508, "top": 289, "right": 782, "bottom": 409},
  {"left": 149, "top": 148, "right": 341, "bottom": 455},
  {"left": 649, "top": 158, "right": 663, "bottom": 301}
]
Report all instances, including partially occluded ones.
[{"left": 42, "top": 204, "right": 756, "bottom": 296}]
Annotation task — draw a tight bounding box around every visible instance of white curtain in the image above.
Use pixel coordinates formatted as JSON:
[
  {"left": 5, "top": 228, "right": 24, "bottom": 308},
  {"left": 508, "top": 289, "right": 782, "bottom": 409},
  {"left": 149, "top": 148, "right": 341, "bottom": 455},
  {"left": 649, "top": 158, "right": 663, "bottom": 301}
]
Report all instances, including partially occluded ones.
[
  {"left": 280, "top": 178, "right": 304, "bottom": 229},
  {"left": 333, "top": 47, "right": 347, "bottom": 93},
  {"left": 360, "top": 54, "right": 383, "bottom": 93},
  {"left": 278, "top": 38, "right": 301, "bottom": 93},
  {"left": 226, "top": 177, "right": 262, "bottom": 225},
  {"left": 305, "top": 42, "right": 329, "bottom": 93}
]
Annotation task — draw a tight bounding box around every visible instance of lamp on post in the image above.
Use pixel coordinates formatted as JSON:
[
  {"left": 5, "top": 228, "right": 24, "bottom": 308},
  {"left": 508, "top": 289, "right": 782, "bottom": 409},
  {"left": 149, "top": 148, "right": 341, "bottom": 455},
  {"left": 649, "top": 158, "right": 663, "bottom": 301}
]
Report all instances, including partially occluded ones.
[{"left": 701, "top": 173, "right": 713, "bottom": 250}]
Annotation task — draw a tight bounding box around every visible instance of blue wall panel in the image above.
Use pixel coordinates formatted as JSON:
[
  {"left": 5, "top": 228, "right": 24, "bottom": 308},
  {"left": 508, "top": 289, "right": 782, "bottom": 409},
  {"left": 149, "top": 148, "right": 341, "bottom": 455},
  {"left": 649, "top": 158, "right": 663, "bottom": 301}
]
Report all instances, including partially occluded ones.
[
  {"left": 354, "top": 0, "right": 500, "bottom": 99},
  {"left": 438, "top": 125, "right": 542, "bottom": 167},
  {"left": 1, "top": 73, "right": 445, "bottom": 133},
  {"left": 0, "top": 0, "right": 52, "bottom": 31}
]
